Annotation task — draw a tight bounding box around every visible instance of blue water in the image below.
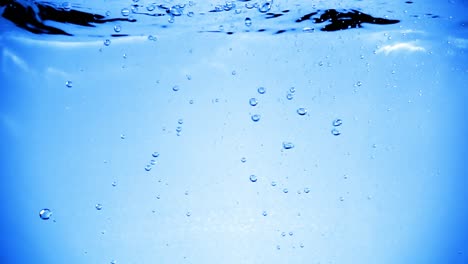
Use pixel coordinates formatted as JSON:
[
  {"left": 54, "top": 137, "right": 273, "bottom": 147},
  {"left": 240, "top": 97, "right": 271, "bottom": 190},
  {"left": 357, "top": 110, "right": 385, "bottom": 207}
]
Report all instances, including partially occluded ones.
[{"left": 1, "top": 1, "right": 468, "bottom": 263}]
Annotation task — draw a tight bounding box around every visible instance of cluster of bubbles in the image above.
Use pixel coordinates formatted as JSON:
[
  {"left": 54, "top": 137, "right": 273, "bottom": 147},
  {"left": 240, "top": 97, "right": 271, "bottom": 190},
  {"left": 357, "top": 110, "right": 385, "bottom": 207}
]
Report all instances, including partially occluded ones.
[
  {"left": 249, "top": 86, "right": 266, "bottom": 122},
  {"left": 145, "top": 151, "right": 160, "bottom": 171},
  {"left": 331, "top": 118, "right": 343, "bottom": 136},
  {"left": 286, "top": 87, "right": 295, "bottom": 100},
  {"left": 176, "top": 118, "right": 183, "bottom": 136}
]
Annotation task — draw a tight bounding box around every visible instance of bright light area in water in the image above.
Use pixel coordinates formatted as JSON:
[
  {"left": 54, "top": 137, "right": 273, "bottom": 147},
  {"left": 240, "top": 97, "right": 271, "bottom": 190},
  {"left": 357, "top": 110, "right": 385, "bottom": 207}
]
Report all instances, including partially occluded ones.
[{"left": 0, "top": 0, "right": 468, "bottom": 263}]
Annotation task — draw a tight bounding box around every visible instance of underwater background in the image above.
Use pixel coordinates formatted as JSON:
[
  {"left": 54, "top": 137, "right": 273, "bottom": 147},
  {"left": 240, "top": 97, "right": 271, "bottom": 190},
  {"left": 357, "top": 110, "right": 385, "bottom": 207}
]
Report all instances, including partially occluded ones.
[{"left": 1, "top": 0, "right": 467, "bottom": 263}]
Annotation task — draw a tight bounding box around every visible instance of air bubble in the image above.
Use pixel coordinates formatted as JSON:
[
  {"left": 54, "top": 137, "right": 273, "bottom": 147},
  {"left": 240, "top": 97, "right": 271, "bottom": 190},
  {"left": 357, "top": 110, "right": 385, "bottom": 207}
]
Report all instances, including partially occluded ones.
[
  {"left": 121, "top": 8, "right": 130, "bottom": 16},
  {"left": 289, "top": 87, "right": 296, "bottom": 93},
  {"left": 152, "top": 152, "right": 159, "bottom": 158},
  {"left": 114, "top": 25, "right": 121, "bottom": 32},
  {"left": 282, "top": 142, "right": 294, "bottom": 149},
  {"left": 283, "top": 188, "right": 289, "bottom": 193},
  {"left": 178, "top": 119, "right": 184, "bottom": 124},
  {"left": 186, "top": 211, "right": 191, "bottom": 217},
  {"left": 244, "top": 17, "right": 252, "bottom": 27},
  {"left": 257, "top": 87, "right": 266, "bottom": 94},
  {"left": 304, "top": 187, "right": 310, "bottom": 193},
  {"left": 262, "top": 211, "right": 267, "bottom": 216},
  {"left": 120, "top": 134, "right": 125, "bottom": 139},
  {"left": 258, "top": 1, "right": 272, "bottom": 13},
  {"left": 249, "top": 175, "right": 257, "bottom": 182},
  {"left": 145, "top": 165, "right": 152, "bottom": 171},
  {"left": 65, "top": 81, "right": 73, "bottom": 88},
  {"left": 169, "top": 6, "right": 182, "bottom": 16},
  {"left": 150, "top": 160, "right": 156, "bottom": 165},
  {"left": 95, "top": 204, "right": 103, "bottom": 210},
  {"left": 172, "top": 85, "right": 179, "bottom": 91},
  {"left": 332, "top": 118, "right": 343, "bottom": 127},
  {"left": 271, "top": 181, "right": 277, "bottom": 186},
  {"left": 62, "top": 2, "right": 72, "bottom": 11},
  {"left": 289, "top": 231, "right": 293, "bottom": 236},
  {"left": 297, "top": 108, "right": 307, "bottom": 115},
  {"left": 104, "top": 39, "right": 111, "bottom": 46},
  {"left": 249, "top": 98, "right": 258, "bottom": 106},
  {"left": 251, "top": 114, "right": 260, "bottom": 122},
  {"left": 331, "top": 128, "right": 341, "bottom": 136},
  {"left": 187, "top": 11, "right": 194, "bottom": 17},
  {"left": 176, "top": 126, "right": 182, "bottom": 133},
  {"left": 232, "top": 70, "right": 237, "bottom": 75},
  {"left": 286, "top": 93, "right": 293, "bottom": 100},
  {"left": 281, "top": 232, "right": 286, "bottom": 237},
  {"left": 146, "top": 4, "right": 155, "bottom": 11},
  {"left": 241, "top": 157, "right": 247, "bottom": 163},
  {"left": 112, "top": 181, "right": 117, "bottom": 187},
  {"left": 39, "top": 209, "right": 52, "bottom": 220}
]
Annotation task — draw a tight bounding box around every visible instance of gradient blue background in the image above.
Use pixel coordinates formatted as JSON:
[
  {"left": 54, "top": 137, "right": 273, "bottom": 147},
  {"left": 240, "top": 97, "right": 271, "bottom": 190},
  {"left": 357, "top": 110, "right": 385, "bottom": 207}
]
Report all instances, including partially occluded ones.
[{"left": 1, "top": 0, "right": 467, "bottom": 263}]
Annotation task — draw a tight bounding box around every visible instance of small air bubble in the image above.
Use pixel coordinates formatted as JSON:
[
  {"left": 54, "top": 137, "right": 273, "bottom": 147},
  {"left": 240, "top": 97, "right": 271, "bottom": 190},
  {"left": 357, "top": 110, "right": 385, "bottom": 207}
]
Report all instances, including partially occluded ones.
[
  {"left": 304, "top": 187, "right": 310, "bottom": 193},
  {"left": 152, "top": 152, "right": 159, "bottom": 158},
  {"left": 172, "top": 85, "right": 179, "bottom": 91},
  {"left": 231, "top": 70, "right": 237, "bottom": 75},
  {"left": 241, "top": 157, "right": 247, "bottom": 163},
  {"left": 39, "top": 209, "right": 52, "bottom": 220},
  {"left": 276, "top": 245, "right": 281, "bottom": 250},
  {"left": 282, "top": 142, "right": 294, "bottom": 150},
  {"left": 331, "top": 128, "right": 341, "bottom": 136},
  {"left": 251, "top": 114, "right": 260, "bottom": 122},
  {"left": 186, "top": 211, "right": 191, "bottom": 217},
  {"left": 245, "top": 17, "right": 252, "bottom": 27},
  {"left": 187, "top": 11, "right": 194, "bottom": 17},
  {"left": 257, "top": 87, "right": 266, "bottom": 94},
  {"left": 145, "top": 165, "right": 152, "bottom": 171},
  {"left": 114, "top": 25, "right": 121, "bottom": 32},
  {"left": 120, "top": 134, "right": 125, "bottom": 139},
  {"left": 281, "top": 232, "right": 286, "bottom": 237},
  {"left": 112, "top": 181, "right": 117, "bottom": 187},
  {"left": 289, "top": 87, "right": 296, "bottom": 93},
  {"left": 262, "top": 211, "right": 267, "bottom": 216},
  {"left": 249, "top": 175, "right": 257, "bottom": 182},
  {"left": 297, "top": 108, "right": 307, "bottom": 115},
  {"left": 283, "top": 188, "right": 289, "bottom": 193},
  {"left": 178, "top": 119, "right": 184, "bottom": 124},
  {"left": 150, "top": 159, "right": 156, "bottom": 165},
  {"left": 289, "top": 231, "right": 293, "bottom": 236},
  {"left": 95, "top": 204, "right": 103, "bottom": 210},
  {"left": 249, "top": 98, "right": 258, "bottom": 106},
  {"left": 176, "top": 126, "right": 182, "bottom": 133},
  {"left": 286, "top": 93, "right": 293, "bottom": 100},
  {"left": 271, "top": 181, "right": 277, "bottom": 186},
  {"left": 121, "top": 8, "right": 130, "bottom": 16},
  {"left": 146, "top": 4, "right": 155, "bottom": 11},
  {"left": 104, "top": 39, "right": 111, "bottom": 46},
  {"left": 65, "top": 81, "right": 73, "bottom": 88},
  {"left": 332, "top": 118, "right": 343, "bottom": 127}
]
